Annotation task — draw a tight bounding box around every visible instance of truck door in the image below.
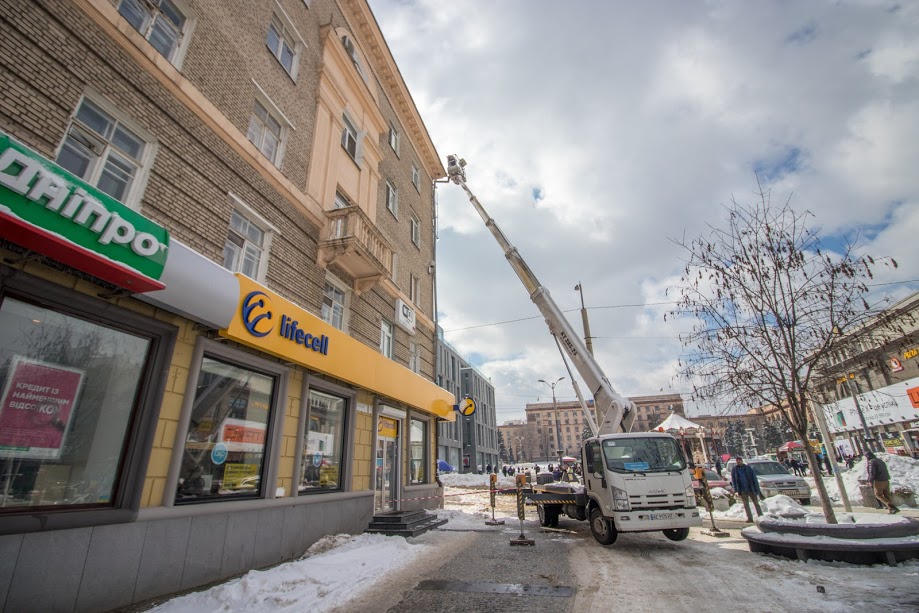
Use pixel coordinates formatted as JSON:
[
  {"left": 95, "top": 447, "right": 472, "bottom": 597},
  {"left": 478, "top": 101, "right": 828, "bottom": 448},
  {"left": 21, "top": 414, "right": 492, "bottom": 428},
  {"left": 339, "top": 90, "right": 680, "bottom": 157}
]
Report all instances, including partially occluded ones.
[{"left": 584, "top": 440, "right": 605, "bottom": 493}]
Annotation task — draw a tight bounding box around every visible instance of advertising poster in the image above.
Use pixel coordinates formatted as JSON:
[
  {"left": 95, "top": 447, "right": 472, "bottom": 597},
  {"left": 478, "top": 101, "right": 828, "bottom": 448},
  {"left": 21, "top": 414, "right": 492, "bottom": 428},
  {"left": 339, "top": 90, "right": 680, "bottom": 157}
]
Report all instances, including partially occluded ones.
[
  {"left": 821, "top": 376, "right": 919, "bottom": 433},
  {"left": 0, "top": 356, "right": 85, "bottom": 459}
]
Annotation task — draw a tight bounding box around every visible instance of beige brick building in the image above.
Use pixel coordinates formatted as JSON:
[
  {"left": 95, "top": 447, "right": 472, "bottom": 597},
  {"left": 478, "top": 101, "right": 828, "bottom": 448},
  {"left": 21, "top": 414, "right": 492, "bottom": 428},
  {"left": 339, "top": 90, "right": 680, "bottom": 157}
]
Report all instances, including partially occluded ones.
[{"left": 0, "top": 1, "right": 452, "bottom": 610}]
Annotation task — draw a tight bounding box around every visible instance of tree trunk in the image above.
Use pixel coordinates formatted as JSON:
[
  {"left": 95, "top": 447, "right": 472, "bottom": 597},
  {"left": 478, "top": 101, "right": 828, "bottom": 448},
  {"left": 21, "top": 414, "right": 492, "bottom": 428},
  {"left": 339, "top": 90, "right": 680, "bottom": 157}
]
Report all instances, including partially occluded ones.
[{"left": 800, "top": 437, "right": 837, "bottom": 524}]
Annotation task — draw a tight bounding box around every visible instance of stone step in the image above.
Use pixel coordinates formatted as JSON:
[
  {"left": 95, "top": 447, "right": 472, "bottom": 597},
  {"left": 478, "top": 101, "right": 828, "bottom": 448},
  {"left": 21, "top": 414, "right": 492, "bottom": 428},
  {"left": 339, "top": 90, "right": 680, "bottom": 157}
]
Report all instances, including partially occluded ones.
[
  {"left": 366, "top": 514, "right": 448, "bottom": 537},
  {"left": 370, "top": 509, "right": 429, "bottom": 525}
]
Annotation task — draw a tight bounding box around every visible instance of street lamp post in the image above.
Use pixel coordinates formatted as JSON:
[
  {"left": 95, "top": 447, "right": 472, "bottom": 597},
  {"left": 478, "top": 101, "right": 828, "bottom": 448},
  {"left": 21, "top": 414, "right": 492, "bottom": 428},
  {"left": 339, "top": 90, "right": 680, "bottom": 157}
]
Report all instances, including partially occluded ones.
[
  {"left": 844, "top": 374, "right": 876, "bottom": 453},
  {"left": 539, "top": 377, "right": 565, "bottom": 468}
]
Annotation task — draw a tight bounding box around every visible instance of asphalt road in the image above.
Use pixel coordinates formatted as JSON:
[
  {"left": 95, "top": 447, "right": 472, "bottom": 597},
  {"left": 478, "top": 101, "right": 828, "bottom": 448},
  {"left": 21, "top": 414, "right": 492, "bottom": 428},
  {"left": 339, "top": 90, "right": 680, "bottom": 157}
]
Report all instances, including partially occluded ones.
[{"left": 334, "top": 499, "right": 919, "bottom": 613}]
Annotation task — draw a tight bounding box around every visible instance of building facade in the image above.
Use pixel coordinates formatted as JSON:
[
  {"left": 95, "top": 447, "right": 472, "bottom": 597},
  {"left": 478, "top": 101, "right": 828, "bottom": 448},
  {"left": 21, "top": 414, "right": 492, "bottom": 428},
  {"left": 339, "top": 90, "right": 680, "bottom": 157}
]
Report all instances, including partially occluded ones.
[
  {"left": 815, "top": 290, "right": 919, "bottom": 457},
  {"left": 0, "top": 1, "right": 453, "bottom": 611},
  {"left": 435, "top": 330, "right": 498, "bottom": 471}
]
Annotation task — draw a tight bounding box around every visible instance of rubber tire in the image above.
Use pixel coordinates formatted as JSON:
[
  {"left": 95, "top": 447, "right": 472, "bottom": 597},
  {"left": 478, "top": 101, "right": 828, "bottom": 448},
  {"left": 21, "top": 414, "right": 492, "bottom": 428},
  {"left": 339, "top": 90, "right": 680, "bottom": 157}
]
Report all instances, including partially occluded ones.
[
  {"left": 662, "top": 527, "right": 690, "bottom": 542},
  {"left": 547, "top": 505, "right": 560, "bottom": 528},
  {"left": 799, "top": 498, "right": 811, "bottom": 506},
  {"left": 537, "top": 504, "right": 550, "bottom": 527},
  {"left": 589, "top": 508, "right": 617, "bottom": 545}
]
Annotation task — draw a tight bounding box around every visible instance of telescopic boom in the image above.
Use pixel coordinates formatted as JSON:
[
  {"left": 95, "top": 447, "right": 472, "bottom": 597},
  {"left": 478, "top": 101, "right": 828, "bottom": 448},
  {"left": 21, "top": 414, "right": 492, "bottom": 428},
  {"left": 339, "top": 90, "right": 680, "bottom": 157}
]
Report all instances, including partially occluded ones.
[{"left": 446, "top": 155, "right": 634, "bottom": 436}]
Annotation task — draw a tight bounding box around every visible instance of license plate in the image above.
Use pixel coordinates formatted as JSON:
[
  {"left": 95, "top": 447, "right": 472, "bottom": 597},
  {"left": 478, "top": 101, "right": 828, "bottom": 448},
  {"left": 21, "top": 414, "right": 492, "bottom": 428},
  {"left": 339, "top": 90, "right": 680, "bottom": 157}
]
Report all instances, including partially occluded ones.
[
  {"left": 650, "top": 513, "right": 675, "bottom": 520},
  {"left": 780, "top": 490, "right": 798, "bottom": 495}
]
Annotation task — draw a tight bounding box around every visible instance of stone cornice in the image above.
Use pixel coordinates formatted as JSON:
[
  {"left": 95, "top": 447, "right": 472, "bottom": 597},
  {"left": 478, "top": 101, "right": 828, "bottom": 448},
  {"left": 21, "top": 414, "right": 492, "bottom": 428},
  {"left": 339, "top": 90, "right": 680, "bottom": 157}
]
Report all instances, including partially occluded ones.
[{"left": 338, "top": 0, "right": 446, "bottom": 180}]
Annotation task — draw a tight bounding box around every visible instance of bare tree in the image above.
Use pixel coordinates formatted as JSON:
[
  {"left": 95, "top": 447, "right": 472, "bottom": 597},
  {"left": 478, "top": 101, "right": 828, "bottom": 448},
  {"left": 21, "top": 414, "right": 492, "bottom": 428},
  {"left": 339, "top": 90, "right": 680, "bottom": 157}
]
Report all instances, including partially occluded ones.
[{"left": 668, "top": 181, "right": 898, "bottom": 523}]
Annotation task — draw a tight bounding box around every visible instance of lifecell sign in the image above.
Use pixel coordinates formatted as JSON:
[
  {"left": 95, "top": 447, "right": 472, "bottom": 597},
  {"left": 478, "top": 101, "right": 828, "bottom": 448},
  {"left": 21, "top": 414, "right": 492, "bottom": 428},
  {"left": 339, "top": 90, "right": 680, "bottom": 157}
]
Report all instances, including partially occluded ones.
[
  {"left": 0, "top": 130, "right": 168, "bottom": 292},
  {"left": 221, "top": 275, "right": 456, "bottom": 420}
]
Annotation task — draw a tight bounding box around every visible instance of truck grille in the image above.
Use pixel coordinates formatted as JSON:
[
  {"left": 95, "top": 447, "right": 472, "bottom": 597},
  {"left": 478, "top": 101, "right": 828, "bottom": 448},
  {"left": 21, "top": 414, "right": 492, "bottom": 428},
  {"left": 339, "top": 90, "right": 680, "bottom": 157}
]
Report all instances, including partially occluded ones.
[{"left": 629, "top": 493, "right": 687, "bottom": 510}]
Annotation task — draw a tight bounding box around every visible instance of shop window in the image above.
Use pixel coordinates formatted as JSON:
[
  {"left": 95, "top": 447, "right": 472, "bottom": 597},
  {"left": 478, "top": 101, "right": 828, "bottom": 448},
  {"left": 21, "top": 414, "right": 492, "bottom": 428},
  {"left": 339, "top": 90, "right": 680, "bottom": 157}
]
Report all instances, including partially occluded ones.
[
  {"left": 55, "top": 96, "right": 154, "bottom": 210},
  {"left": 409, "top": 418, "right": 427, "bottom": 484},
  {"left": 321, "top": 277, "right": 349, "bottom": 331},
  {"left": 0, "top": 282, "right": 171, "bottom": 527},
  {"left": 118, "top": 0, "right": 192, "bottom": 67},
  {"left": 299, "top": 389, "right": 347, "bottom": 493},
  {"left": 175, "top": 356, "right": 276, "bottom": 503}
]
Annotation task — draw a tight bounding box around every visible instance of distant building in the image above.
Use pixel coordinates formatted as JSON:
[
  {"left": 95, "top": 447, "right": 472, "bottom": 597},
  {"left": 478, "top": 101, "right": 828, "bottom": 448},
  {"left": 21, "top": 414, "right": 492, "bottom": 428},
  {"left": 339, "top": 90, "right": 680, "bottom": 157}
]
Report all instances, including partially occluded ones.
[{"left": 435, "top": 329, "right": 498, "bottom": 471}]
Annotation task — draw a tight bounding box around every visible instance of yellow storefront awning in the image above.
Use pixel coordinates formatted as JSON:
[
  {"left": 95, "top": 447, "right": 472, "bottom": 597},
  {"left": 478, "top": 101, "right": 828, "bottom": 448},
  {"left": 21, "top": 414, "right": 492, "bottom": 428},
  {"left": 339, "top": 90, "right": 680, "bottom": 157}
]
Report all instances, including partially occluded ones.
[{"left": 221, "top": 275, "right": 455, "bottom": 420}]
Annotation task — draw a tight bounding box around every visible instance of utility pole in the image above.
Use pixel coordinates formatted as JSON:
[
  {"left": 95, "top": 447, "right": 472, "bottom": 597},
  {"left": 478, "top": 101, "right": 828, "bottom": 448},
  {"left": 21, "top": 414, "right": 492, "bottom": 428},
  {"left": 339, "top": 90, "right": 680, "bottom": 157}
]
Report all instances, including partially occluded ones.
[
  {"left": 539, "top": 377, "right": 565, "bottom": 468},
  {"left": 844, "top": 374, "right": 876, "bottom": 453},
  {"left": 810, "top": 400, "right": 852, "bottom": 512},
  {"left": 574, "top": 283, "right": 594, "bottom": 356}
]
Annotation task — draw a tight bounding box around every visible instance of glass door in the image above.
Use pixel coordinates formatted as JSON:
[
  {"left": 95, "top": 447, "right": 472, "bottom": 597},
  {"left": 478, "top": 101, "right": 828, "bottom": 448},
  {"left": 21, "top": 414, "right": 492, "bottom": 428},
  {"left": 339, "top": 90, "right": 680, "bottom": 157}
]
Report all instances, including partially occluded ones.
[{"left": 375, "top": 437, "right": 398, "bottom": 511}]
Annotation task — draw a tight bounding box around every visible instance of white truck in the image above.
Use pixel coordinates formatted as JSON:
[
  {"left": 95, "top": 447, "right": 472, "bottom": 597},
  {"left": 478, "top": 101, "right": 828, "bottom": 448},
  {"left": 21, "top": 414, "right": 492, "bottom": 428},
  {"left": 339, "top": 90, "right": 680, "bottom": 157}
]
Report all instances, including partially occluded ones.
[{"left": 446, "top": 155, "right": 701, "bottom": 545}]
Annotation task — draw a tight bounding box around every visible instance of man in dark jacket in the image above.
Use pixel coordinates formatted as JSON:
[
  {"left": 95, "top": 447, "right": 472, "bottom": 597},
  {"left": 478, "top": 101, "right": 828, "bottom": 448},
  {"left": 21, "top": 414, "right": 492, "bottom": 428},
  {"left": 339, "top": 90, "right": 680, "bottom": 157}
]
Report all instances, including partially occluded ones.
[
  {"left": 730, "top": 457, "right": 764, "bottom": 522},
  {"left": 865, "top": 451, "right": 899, "bottom": 514}
]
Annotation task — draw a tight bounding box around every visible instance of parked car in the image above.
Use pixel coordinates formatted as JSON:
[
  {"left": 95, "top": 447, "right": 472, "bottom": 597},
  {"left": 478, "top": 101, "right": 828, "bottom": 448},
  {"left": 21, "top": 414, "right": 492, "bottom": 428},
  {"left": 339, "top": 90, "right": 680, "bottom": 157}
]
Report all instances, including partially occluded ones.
[
  {"left": 742, "top": 458, "right": 811, "bottom": 505},
  {"left": 692, "top": 468, "right": 731, "bottom": 502}
]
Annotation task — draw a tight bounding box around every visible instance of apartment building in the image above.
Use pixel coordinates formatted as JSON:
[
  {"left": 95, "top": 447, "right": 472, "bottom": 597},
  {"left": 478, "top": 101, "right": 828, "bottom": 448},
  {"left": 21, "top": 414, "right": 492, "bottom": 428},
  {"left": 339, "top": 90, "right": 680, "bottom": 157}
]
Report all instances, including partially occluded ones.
[
  {"left": 435, "top": 329, "right": 499, "bottom": 471},
  {"left": 0, "top": 1, "right": 452, "bottom": 610}
]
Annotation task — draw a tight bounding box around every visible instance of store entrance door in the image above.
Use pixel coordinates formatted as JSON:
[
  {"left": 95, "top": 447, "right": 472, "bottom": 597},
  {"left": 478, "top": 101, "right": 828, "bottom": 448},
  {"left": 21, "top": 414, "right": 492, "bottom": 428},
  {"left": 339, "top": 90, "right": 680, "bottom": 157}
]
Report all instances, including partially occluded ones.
[{"left": 376, "top": 416, "right": 400, "bottom": 512}]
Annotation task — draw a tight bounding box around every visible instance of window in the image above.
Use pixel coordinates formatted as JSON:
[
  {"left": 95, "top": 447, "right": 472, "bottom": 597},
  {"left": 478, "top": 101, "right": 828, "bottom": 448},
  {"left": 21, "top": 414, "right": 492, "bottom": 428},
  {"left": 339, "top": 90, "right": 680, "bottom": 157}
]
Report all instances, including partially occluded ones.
[
  {"left": 341, "top": 35, "right": 366, "bottom": 81},
  {"left": 410, "top": 215, "right": 421, "bottom": 247},
  {"left": 409, "top": 418, "right": 427, "bottom": 484},
  {"left": 176, "top": 356, "right": 276, "bottom": 502},
  {"left": 411, "top": 164, "right": 420, "bottom": 191},
  {"left": 408, "top": 341, "right": 420, "bottom": 373},
  {"left": 409, "top": 274, "right": 420, "bottom": 304},
  {"left": 299, "top": 389, "right": 347, "bottom": 493},
  {"left": 0, "top": 295, "right": 156, "bottom": 513},
  {"left": 265, "top": 5, "right": 304, "bottom": 79},
  {"left": 248, "top": 100, "right": 283, "bottom": 165},
  {"left": 56, "top": 97, "right": 151, "bottom": 207},
  {"left": 222, "top": 208, "right": 269, "bottom": 280},
  {"left": 321, "top": 278, "right": 348, "bottom": 331},
  {"left": 118, "top": 0, "right": 188, "bottom": 64},
  {"left": 388, "top": 122, "right": 399, "bottom": 154},
  {"left": 341, "top": 114, "right": 359, "bottom": 161},
  {"left": 380, "top": 320, "right": 394, "bottom": 358},
  {"left": 386, "top": 181, "right": 398, "bottom": 217}
]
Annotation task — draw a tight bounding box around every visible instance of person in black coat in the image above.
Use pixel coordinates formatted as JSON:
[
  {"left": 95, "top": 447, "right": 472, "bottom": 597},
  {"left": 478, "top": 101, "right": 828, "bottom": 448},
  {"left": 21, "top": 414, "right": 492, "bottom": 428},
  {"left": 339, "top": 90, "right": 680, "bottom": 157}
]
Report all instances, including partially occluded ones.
[{"left": 730, "top": 457, "right": 765, "bottom": 522}]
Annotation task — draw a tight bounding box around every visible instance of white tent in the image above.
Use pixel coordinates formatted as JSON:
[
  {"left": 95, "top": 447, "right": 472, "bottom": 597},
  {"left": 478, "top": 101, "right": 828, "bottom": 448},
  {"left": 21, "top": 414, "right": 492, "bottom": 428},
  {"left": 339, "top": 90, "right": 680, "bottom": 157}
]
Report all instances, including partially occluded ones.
[{"left": 653, "top": 412, "right": 702, "bottom": 432}]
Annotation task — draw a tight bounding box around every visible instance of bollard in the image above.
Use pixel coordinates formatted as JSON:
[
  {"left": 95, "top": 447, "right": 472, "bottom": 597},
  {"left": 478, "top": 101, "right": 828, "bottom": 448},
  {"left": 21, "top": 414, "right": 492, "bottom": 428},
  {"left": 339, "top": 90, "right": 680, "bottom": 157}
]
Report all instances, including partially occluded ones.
[
  {"left": 485, "top": 473, "right": 505, "bottom": 526},
  {"left": 695, "top": 466, "right": 728, "bottom": 538},
  {"left": 510, "top": 473, "right": 534, "bottom": 546}
]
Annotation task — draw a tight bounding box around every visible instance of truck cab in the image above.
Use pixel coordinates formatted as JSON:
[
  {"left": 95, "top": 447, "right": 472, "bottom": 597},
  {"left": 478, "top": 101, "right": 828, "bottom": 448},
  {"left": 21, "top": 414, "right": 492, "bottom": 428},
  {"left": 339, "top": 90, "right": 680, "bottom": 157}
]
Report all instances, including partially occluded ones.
[{"left": 583, "top": 432, "right": 701, "bottom": 543}]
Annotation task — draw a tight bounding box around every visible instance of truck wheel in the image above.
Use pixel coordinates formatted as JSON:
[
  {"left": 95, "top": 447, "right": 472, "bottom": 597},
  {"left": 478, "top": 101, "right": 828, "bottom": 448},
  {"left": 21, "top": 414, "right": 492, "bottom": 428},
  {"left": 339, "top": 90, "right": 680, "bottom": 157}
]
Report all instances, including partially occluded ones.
[
  {"left": 799, "top": 498, "right": 811, "bottom": 506},
  {"left": 547, "top": 505, "right": 560, "bottom": 527},
  {"left": 589, "top": 508, "right": 617, "bottom": 545},
  {"left": 537, "top": 504, "right": 550, "bottom": 526},
  {"left": 662, "top": 528, "right": 689, "bottom": 542}
]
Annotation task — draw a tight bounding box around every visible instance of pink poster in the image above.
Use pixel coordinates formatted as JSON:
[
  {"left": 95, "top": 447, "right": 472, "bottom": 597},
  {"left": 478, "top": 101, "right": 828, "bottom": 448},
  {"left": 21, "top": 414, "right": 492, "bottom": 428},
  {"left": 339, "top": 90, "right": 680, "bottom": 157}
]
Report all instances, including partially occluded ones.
[{"left": 0, "top": 357, "right": 84, "bottom": 459}]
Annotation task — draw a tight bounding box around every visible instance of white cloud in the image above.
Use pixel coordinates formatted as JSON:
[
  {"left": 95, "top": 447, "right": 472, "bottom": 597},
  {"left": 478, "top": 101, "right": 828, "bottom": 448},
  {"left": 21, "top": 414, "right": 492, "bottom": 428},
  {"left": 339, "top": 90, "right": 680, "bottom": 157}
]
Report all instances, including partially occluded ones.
[{"left": 372, "top": 0, "right": 919, "bottom": 422}]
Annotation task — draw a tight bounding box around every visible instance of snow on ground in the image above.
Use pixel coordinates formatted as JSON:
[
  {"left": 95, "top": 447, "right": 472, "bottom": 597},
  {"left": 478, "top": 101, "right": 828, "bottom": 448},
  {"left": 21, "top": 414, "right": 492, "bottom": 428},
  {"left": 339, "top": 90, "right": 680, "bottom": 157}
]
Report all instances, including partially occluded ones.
[
  {"left": 702, "top": 494, "right": 810, "bottom": 521},
  {"left": 147, "top": 533, "right": 431, "bottom": 613},
  {"left": 145, "top": 480, "right": 919, "bottom": 612},
  {"left": 813, "top": 453, "right": 919, "bottom": 507}
]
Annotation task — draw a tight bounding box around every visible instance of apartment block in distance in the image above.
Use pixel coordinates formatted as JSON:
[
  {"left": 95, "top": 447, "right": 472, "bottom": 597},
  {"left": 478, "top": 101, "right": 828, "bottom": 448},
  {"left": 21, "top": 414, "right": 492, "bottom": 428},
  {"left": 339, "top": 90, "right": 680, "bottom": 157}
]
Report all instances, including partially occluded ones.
[{"left": 0, "top": 1, "right": 453, "bottom": 610}]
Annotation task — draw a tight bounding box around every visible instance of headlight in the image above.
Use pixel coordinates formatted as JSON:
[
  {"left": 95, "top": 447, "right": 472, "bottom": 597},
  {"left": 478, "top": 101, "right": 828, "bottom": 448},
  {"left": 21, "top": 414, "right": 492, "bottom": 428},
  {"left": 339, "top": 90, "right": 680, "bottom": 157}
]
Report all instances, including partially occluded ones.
[
  {"left": 685, "top": 485, "right": 696, "bottom": 505},
  {"left": 612, "top": 486, "right": 630, "bottom": 511}
]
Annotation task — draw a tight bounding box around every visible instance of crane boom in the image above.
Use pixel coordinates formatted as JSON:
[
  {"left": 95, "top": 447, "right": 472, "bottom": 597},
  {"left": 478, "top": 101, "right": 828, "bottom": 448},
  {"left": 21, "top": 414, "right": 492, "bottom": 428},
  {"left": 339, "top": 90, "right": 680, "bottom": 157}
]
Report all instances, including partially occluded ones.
[{"left": 446, "top": 155, "right": 634, "bottom": 436}]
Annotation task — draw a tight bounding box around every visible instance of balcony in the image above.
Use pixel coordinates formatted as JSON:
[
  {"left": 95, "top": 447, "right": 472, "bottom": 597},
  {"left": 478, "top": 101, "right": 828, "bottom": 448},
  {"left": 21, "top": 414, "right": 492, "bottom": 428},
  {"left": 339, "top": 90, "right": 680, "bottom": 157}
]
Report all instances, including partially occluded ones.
[{"left": 317, "top": 205, "right": 393, "bottom": 294}]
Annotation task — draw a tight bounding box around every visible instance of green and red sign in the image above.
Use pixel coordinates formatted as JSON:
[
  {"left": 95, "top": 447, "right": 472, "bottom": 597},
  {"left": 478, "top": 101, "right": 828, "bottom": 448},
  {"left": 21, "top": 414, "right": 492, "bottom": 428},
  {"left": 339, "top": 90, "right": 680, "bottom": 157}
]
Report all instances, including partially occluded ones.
[{"left": 0, "top": 130, "right": 168, "bottom": 292}]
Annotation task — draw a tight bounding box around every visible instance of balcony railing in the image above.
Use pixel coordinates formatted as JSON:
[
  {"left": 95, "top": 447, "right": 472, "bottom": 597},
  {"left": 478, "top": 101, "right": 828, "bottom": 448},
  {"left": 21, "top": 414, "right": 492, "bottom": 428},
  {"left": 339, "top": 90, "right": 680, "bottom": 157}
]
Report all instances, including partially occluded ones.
[{"left": 317, "top": 205, "right": 393, "bottom": 294}]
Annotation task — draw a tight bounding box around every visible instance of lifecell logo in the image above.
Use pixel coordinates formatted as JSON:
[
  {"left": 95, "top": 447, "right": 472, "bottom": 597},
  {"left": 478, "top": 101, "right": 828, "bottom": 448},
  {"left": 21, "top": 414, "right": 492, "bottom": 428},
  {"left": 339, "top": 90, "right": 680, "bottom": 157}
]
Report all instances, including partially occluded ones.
[
  {"left": 908, "top": 386, "right": 919, "bottom": 409},
  {"left": 241, "top": 291, "right": 274, "bottom": 338}
]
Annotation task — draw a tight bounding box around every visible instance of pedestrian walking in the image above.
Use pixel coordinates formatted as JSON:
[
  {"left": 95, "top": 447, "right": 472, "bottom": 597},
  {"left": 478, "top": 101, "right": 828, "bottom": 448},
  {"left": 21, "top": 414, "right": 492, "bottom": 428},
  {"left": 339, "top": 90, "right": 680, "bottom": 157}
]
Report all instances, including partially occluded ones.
[
  {"left": 715, "top": 457, "right": 723, "bottom": 478},
  {"left": 865, "top": 451, "right": 899, "bottom": 514},
  {"left": 823, "top": 454, "right": 833, "bottom": 476},
  {"left": 789, "top": 458, "right": 801, "bottom": 477},
  {"left": 730, "top": 457, "right": 764, "bottom": 522}
]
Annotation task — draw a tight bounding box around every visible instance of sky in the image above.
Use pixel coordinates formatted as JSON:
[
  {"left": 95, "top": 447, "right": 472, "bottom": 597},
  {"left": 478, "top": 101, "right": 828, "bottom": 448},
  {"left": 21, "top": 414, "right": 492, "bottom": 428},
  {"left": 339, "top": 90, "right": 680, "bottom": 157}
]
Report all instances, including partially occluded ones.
[
  {"left": 145, "top": 461, "right": 919, "bottom": 612},
  {"left": 368, "top": 0, "right": 919, "bottom": 423}
]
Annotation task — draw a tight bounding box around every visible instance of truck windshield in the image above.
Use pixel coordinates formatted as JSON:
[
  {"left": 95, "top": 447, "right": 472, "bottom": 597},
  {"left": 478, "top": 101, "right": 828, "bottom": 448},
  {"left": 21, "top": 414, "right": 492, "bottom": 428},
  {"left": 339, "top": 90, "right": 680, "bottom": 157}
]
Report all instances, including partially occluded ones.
[{"left": 601, "top": 437, "right": 686, "bottom": 473}]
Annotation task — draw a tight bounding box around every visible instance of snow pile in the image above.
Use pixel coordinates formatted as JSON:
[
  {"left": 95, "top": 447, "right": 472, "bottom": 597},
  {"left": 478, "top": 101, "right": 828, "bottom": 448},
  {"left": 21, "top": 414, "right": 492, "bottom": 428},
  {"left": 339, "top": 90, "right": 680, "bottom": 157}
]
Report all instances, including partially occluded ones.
[
  {"left": 703, "top": 494, "right": 808, "bottom": 521},
  {"left": 709, "top": 487, "right": 731, "bottom": 499},
  {"left": 814, "top": 453, "right": 919, "bottom": 507},
  {"left": 148, "top": 533, "right": 429, "bottom": 613}
]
